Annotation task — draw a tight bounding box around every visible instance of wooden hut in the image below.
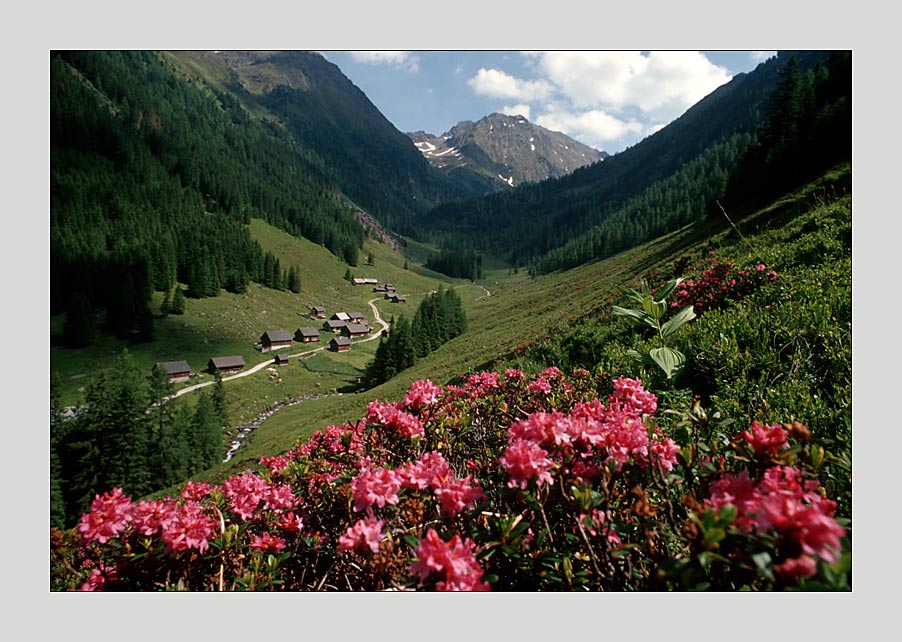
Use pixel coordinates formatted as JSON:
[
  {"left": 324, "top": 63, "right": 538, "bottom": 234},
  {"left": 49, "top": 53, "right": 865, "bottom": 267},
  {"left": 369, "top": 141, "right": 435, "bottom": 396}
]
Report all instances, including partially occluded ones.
[
  {"left": 154, "top": 360, "right": 191, "bottom": 383},
  {"left": 330, "top": 336, "right": 351, "bottom": 352}
]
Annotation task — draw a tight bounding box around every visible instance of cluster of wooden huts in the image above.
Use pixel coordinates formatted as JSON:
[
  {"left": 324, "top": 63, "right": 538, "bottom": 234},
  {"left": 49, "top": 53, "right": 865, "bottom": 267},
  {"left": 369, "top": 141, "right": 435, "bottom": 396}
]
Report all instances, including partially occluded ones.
[{"left": 152, "top": 295, "right": 386, "bottom": 383}]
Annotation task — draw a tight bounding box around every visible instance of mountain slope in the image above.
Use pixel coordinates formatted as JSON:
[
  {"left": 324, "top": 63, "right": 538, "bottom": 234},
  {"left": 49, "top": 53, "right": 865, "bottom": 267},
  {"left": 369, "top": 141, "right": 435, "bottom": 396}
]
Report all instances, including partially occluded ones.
[
  {"left": 167, "top": 51, "right": 489, "bottom": 235},
  {"left": 417, "top": 51, "right": 835, "bottom": 267},
  {"left": 408, "top": 112, "right": 607, "bottom": 188}
]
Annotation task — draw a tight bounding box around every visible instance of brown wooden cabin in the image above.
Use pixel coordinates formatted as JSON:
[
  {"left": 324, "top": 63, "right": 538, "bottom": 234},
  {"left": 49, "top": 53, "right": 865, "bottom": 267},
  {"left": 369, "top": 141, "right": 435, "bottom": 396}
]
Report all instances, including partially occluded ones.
[
  {"left": 154, "top": 360, "right": 191, "bottom": 383},
  {"left": 390, "top": 294, "right": 407, "bottom": 303},
  {"left": 295, "top": 327, "right": 320, "bottom": 343},
  {"left": 274, "top": 354, "right": 290, "bottom": 365},
  {"left": 260, "top": 330, "right": 292, "bottom": 352},
  {"left": 208, "top": 356, "right": 245, "bottom": 374},
  {"left": 311, "top": 306, "right": 327, "bottom": 319},
  {"left": 342, "top": 323, "right": 370, "bottom": 338},
  {"left": 323, "top": 319, "right": 346, "bottom": 333},
  {"left": 330, "top": 336, "right": 351, "bottom": 352}
]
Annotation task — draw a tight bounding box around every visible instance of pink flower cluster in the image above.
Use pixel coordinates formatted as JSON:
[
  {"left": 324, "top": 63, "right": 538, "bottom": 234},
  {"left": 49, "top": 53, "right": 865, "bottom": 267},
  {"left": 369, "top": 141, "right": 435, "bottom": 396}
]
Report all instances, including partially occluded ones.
[
  {"left": 298, "top": 422, "right": 366, "bottom": 458},
  {"left": 77, "top": 488, "right": 133, "bottom": 544},
  {"left": 366, "top": 400, "right": 425, "bottom": 438},
  {"left": 355, "top": 452, "right": 485, "bottom": 518},
  {"left": 464, "top": 371, "right": 501, "bottom": 398},
  {"left": 249, "top": 532, "right": 287, "bottom": 552},
  {"left": 160, "top": 500, "right": 216, "bottom": 555},
  {"left": 221, "top": 472, "right": 299, "bottom": 521},
  {"left": 403, "top": 379, "right": 443, "bottom": 411},
  {"left": 668, "top": 257, "right": 779, "bottom": 313},
  {"left": 350, "top": 459, "right": 402, "bottom": 513},
  {"left": 409, "top": 529, "right": 490, "bottom": 591},
  {"left": 739, "top": 420, "right": 788, "bottom": 459},
  {"left": 705, "top": 455, "right": 846, "bottom": 580},
  {"left": 337, "top": 516, "right": 385, "bottom": 554},
  {"left": 500, "top": 379, "right": 677, "bottom": 489}
]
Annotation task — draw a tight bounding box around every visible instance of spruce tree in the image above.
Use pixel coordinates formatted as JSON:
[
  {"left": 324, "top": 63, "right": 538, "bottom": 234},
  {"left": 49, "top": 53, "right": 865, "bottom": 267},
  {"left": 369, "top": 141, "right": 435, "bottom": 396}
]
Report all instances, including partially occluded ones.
[{"left": 170, "top": 286, "right": 186, "bottom": 314}]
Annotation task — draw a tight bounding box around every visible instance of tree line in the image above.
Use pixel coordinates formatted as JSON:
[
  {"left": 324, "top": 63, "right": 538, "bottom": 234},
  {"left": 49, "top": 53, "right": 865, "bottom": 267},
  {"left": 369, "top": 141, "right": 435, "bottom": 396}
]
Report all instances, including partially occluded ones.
[
  {"left": 367, "top": 287, "right": 467, "bottom": 386},
  {"left": 50, "top": 350, "right": 228, "bottom": 529}
]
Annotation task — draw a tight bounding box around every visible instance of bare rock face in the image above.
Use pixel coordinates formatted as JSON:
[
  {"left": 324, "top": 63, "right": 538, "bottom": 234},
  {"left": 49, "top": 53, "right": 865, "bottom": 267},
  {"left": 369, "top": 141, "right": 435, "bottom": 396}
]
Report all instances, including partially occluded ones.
[{"left": 408, "top": 113, "right": 608, "bottom": 188}]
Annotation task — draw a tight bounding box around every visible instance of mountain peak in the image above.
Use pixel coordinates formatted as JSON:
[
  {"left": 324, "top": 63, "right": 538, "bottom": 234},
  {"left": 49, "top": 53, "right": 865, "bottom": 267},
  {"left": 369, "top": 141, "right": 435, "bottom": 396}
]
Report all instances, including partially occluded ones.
[{"left": 408, "top": 113, "right": 607, "bottom": 187}]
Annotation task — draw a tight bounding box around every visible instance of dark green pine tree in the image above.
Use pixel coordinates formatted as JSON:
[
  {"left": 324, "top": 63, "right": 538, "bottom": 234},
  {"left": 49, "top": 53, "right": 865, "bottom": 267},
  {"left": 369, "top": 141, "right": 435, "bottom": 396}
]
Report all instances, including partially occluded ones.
[
  {"left": 160, "top": 289, "right": 171, "bottom": 316},
  {"left": 170, "top": 286, "right": 186, "bottom": 315},
  {"left": 212, "top": 372, "right": 229, "bottom": 430},
  {"left": 80, "top": 349, "right": 154, "bottom": 498},
  {"left": 191, "top": 391, "right": 222, "bottom": 471},
  {"left": 287, "top": 266, "right": 301, "bottom": 293},
  {"left": 159, "top": 405, "right": 191, "bottom": 486},
  {"left": 344, "top": 268, "right": 353, "bottom": 282}
]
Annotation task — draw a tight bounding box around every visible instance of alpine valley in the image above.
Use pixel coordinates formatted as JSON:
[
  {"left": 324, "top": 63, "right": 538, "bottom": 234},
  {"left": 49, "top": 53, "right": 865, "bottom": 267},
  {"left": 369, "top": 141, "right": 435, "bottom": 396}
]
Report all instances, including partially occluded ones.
[{"left": 50, "top": 50, "right": 852, "bottom": 594}]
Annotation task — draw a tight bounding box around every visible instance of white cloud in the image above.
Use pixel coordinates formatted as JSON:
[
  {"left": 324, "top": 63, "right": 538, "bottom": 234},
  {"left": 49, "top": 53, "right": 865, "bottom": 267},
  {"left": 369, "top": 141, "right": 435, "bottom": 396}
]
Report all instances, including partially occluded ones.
[
  {"left": 750, "top": 51, "right": 777, "bottom": 62},
  {"left": 533, "top": 51, "right": 732, "bottom": 122},
  {"left": 467, "top": 68, "right": 554, "bottom": 101},
  {"left": 348, "top": 51, "right": 420, "bottom": 72},
  {"left": 534, "top": 107, "right": 645, "bottom": 150},
  {"left": 501, "top": 104, "right": 531, "bottom": 120}
]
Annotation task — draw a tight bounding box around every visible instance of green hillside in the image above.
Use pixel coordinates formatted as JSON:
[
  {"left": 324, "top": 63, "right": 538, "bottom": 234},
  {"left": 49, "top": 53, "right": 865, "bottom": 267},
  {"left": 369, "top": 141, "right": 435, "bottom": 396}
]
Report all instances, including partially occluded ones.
[{"left": 192, "top": 165, "right": 849, "bottom": 480}]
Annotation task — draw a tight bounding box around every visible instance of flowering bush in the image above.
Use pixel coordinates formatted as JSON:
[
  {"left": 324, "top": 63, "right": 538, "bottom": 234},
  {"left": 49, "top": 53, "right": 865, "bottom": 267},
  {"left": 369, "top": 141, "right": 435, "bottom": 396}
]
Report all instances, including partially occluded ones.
[
  {"left": 665, "top": 255, "right": 778, "bottom": 314},
  {"left": 51, "top": 370, "right": 849, "bottom": 592}
]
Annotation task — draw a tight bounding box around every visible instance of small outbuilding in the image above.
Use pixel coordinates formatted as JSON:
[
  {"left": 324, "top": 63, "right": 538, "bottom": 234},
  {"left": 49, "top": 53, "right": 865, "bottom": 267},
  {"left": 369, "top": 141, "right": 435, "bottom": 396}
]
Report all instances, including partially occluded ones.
[
  {"left": 260, "top": 330, "right": 293, "bottom": 352},
  {"left": 331, "top": 312, "right": 351, "bottom": 322},
  {"left": 295, "top": 327, "right": 320, "bottom": 343},
  {"left": 311, "top": 306, "right": 327, "bottom": 319},
  {"left": 274, "top": 354, "right": 290, "bottom": 365},
  {"left": 154, "top": 360, "right": 191, "bottom": 383},
  {"left": 330, "top": 336, "right": 352, "bottom": 352},
  {"left": 208, "top": 356, "right": 246, "bottom": 374},
  {"left": 348, "top": 312, "right": 367, "bottom": 323},
  {"left": 389, "top": 294, "right": 407, "bottom": 303}
]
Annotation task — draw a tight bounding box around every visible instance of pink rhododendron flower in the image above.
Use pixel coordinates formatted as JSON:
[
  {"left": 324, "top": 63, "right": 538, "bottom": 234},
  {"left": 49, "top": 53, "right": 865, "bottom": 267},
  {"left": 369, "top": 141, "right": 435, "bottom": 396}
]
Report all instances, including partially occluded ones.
[
  {"left": 78, "top": 564, "right": 118, "bottom": 591},
  {"left": 399, "top": 451, "right": 451, "bottom": 490},
  {"left": 77, "top": 488, "right": 134, "bottom": 544},
  {"left": 465, "top": 371, "right": 501, "bottom": 398},
  {"left": 651, "top": 437, "right": 680, "bottom": 471},
  {"left": 705, "top": 471, "right": 761, "bottom": 533},
  {"left": 500, "top": 440, "right": 555, "bottom": 489},
  {"left": 365, "top": 400, "right": 425, "bottom": 438},
  {"left": 249, "top": 532, "right": 287, "bottom": 552},
  {"left": 433, "top": 475, "right": 485, "bottom": 517},
  {"left": 181, "top": 481, "right": 213, "bottom": 501},
  {"left": 504, "top": 368, "right": 525, "bottom": 381},
  {"left": 756, "top": 263, "right": 766, "bottom": 272},
  {"left": 540, "top": 366, "right": 563, "bottom": 380},
  {"left": 409, "top": 529, "right": 490, "bottom": 591},
  {"left": 222, "top": 472, "right": 271, "bottom": 521},
  {"left": 528, "top": 377, "right": 552, "bottom": 395},
  {"left": 260, "top": 454, "right": 293, "bottom": 475},
  {"left": 611, "top": 377, "right": 658, "bottom": 417},
  {"left": 739, "top": 421, "right": 788, "bottom": 459},
  {"left": 337, "top": 517, "right": 385, "bottom": 554},
  {"left": 774, "top": 555, "right": 818, "bottom": 582},
  {"left": 275, "top": 512, "right": 304, "bottom": 533},
  {"left": 351, "top": 460, "right": 402, "bottom": 512},
  {"left": 131, "top": 499, "right": 177, "bottom": 536},
  {"left": 264, "top": 483, "right": 300, "bottom": 513},
  {"left": 160, "top": 501, "right": 216, "bottom": 555},
  {"left": 403, "top": 379, "right": 443, "bottom": 411}
]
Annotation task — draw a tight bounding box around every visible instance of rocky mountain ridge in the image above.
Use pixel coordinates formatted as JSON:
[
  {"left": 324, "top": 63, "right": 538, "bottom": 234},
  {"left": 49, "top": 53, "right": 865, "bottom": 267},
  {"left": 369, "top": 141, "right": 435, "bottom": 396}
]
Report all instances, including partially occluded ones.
[{"left": 408, "top": 112, "right": 608, "bottom": 188}]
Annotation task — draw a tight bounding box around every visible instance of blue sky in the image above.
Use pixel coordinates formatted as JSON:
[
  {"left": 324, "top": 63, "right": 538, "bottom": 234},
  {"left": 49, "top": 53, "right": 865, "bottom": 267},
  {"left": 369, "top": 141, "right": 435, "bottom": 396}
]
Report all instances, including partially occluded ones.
[{"left": 321, "top": 51, "right": 777, "bottom": 154}]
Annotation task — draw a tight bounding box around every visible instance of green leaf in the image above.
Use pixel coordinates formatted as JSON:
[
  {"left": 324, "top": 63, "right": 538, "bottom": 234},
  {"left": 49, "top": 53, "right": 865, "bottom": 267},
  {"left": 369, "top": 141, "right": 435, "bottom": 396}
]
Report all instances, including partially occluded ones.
[
  {"left": 642, "top": 296, "right": 667, "bottom": 321},
  {"left": 626, "top": 349, "right": 655, "bottom": 365},
  {"left": 661, "top": 305, "right": 697, "bottom": 338},
  {"left": 655, "top": 278, "right": 684, "bottom": 303},
  {"left": 648, "top": 346, "right": 686, "bottom": 379},
  {"left": 612, "top": 305, "right": 658, "bottom": 330}
]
